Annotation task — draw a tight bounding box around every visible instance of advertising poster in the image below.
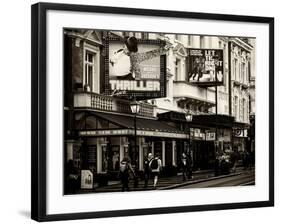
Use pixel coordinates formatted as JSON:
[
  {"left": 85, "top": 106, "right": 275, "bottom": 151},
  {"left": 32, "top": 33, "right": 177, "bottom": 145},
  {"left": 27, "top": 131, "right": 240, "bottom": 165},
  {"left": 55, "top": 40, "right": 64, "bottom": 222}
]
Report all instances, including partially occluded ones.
[
  {"left": 187, "top": 49, "right": 224, "bottom": 86},
  {"left": 107, "top": 40, "right": 166, "bottom": 99}
]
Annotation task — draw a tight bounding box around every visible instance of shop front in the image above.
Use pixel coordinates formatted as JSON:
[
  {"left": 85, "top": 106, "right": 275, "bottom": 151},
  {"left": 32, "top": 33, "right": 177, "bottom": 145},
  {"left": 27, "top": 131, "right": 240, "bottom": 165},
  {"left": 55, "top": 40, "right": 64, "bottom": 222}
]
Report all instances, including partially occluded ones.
[
  {"left": 158, "top": 111, "right": 235, "bottom": 171},
  {"left": 232, "top": 122, "right": 250, "bottom": 153},
  {"left": 66, "top": 110, "right": 189, "bottom": 180}
]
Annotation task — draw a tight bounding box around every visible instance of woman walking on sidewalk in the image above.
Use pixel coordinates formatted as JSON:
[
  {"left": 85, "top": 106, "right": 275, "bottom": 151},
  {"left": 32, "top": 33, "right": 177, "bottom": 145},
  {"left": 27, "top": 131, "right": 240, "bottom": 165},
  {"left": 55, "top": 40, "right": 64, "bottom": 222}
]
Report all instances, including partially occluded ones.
[{"left": 149, "top": 153, "right": 162, "bottom": 189}]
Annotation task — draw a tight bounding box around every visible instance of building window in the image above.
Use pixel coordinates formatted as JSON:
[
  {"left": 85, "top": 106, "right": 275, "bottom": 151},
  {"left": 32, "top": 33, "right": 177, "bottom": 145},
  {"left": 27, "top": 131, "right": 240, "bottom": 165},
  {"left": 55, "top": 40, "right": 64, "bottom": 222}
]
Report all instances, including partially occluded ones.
[
  {"left": 242, "top": 62, "right": 246, "bottom": 84},
  {"left": 84, "top": 50, "right": 95, "bottom": 91},
  {"left": 223, "top": 43, "right": 227, "bottom": 90},
  {"left": 174, "top": 58, "right": 181, "bottom": 81},
  {"left": 111, "top": 146, "right": 120, "bottom": 171},
  {"left": 248, "top": 61, "right": 251, "bottom": 80},
  {"left": 224, "top": 105, "right": 228, "bottom": 114},
  {"left": 242, "top": 99, "right": 246, "bottom": 122},
  {"left": 234, "top": 58, "right": 238, "bottom": 81},
  {"left": 234, "top": 96, "right": 238, "bottom": 119},
  {"left": 240, "top": 62, "right": 243, "bottom": 83}
]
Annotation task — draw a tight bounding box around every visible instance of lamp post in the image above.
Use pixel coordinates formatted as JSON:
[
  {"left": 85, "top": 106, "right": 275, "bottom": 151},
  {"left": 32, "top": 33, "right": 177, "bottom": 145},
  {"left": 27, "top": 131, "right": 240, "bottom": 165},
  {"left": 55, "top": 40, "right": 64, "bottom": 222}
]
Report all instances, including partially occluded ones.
[
  {"left": 185, "top": 113, "right": 193, "bottom": 152},
  {"left": 185, "top": 112, "right": 193, "bottom": 180},
  {"left": 130, "top": 100, "right": 140, "bottom": 168},
  {"left": 213, "top": 55, "right": 219, "bottom": 154}
]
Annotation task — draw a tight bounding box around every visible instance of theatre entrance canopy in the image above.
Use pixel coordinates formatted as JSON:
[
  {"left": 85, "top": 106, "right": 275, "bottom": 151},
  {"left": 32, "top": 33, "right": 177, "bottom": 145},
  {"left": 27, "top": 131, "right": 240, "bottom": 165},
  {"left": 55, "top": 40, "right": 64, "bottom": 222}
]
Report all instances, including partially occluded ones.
[{"left": 76, "top": 111, "right": 188, "bottom": 139}]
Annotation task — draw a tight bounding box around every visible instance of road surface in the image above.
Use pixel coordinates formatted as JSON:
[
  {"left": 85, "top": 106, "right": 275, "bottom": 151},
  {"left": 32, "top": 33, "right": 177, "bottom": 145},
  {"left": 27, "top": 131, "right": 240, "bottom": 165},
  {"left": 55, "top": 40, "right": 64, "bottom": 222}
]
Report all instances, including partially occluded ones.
[{"left": 177, "top": 170, "right": 255, "bottom": 189}]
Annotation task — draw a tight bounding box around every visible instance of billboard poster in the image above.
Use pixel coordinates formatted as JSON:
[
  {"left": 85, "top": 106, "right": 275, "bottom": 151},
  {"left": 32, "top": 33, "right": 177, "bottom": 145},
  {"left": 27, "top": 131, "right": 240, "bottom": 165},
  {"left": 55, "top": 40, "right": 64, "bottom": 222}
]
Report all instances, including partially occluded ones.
[
  {"left": 81, "top": 170, "right": 94, "bottom": 189},
  {"left": 105, "top": 37, "right": 166, "bottom": 99},
  {"left": 187, "top": 49, "right": 224, "bottom": 86}
]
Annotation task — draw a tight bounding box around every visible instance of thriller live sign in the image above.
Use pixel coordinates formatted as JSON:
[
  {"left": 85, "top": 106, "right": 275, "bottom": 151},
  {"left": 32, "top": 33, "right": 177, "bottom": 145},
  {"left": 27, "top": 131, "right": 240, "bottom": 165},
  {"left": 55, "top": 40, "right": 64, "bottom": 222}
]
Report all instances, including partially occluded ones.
[
  {"left": 104, "top": 37, "right": 166, "bottom": 100},
  {"left": 110, "top": 80, "right": 160, "bottom": 91}
]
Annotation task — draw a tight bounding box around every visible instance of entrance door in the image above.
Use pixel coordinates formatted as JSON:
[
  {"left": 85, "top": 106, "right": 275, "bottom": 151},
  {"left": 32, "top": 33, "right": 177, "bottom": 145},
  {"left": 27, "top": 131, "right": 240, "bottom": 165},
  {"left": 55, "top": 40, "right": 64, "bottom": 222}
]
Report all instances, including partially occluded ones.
[
  {"left": 111, "top": 145, "right": 120, "bottom": 172},
  {"left": 165, "top": 141, "right": 173, "bottom": 167},
  {"left": 154, "top": 141, "right": 162, "bottom": 159}
]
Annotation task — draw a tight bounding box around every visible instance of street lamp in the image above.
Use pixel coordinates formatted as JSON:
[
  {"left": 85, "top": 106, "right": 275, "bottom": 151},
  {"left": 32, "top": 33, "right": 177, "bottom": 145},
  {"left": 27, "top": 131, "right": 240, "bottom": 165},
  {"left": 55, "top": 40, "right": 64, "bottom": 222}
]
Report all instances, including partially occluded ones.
[
  {"left": 185, "top": 114, "right": 193, "bottom": 122},
  {"left": 130, "top": 100, "right": 140, "bottom": 167},
  {"left": 185, "top": 112, "right": 193, "bottom": 180},
  {"left": 185, "top": 113, "right": 193, "bottom": 151}
]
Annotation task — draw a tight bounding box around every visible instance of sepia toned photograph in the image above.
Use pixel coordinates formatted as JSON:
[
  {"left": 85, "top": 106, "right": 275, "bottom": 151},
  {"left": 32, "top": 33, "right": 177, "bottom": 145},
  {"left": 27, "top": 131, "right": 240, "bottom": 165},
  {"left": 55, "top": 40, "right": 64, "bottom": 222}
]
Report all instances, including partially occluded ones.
[{"left": 63, "top": 29, "right": 256, "bottom": 195}]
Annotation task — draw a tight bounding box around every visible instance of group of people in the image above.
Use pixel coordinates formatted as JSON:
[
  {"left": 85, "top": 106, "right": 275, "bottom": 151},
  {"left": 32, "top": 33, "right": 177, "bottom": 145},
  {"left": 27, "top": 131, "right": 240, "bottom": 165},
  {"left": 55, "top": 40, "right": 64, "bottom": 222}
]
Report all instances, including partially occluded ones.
[
  {"left": 214, "top": 148, "right": 254, "bottom": 176},
  {"left": 144, "top": 153, "right": 162, "bottom": 189},
  {"left": 214, "top": 151, "right": 232, "bottom": 176},
  {"left": 118, "top": 153, "right": 162, "bottom": 191}
]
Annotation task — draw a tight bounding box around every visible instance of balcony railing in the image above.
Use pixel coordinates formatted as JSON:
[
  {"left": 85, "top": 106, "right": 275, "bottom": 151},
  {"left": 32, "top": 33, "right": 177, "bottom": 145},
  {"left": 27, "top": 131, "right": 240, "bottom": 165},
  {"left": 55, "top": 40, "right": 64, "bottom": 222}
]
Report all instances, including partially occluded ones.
[
  {"left": 74, "top": 92, "right": 155, "bottom": 117},
  {"left": 91, "top": 94, "right": 113, "bottom": 111}
]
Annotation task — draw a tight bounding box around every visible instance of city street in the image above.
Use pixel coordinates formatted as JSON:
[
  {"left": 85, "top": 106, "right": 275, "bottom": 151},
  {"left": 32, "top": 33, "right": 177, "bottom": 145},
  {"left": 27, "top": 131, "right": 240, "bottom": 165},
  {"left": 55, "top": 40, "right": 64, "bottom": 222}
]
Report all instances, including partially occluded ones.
[
  {"left": 176, "top": 170, "right": 254, "bottom": 189},
  {"left": 77, "top": 168, "right": 254, "bottom": 194}
]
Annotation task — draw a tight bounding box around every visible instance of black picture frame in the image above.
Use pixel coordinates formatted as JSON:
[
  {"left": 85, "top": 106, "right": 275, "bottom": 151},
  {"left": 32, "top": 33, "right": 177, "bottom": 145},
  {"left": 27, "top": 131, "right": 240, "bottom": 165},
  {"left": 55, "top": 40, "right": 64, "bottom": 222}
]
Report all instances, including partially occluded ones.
[{"left": 31, "top": 2, "right": 274, "bottom": 222}]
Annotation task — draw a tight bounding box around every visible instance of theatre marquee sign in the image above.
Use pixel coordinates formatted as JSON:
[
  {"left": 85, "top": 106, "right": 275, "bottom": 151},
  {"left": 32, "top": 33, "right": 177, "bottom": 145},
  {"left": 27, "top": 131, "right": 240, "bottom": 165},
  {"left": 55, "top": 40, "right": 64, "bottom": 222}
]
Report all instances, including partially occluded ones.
[
  {"left": 103, "top": 34, "right": 167, "bottom": 100},
  {"left": 79, "top": 129, "right": 187, "bottom": 139}
]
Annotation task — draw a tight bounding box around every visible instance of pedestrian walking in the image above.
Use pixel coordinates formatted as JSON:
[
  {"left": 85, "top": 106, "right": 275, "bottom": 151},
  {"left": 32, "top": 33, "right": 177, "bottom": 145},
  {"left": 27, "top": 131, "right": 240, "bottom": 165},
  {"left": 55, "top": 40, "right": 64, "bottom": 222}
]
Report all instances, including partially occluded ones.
[
  {"left": 119, "top": 157, "right": 134, "bottom": 192},
  {"left": 230, "top": 148, "right": 239, "bottom": 172},
  {"left": 220, "top": 152, "right": 230, "bottom": 175},
  {"left": 181, "top": 152, "right": 188, "bottom": 181},
  {"left": 243, "top": 150, "right": 250, "bottom": 170},
  {"left": 186, "top": 151, "right": 193, "bottom": 180},
  {"left": 143, "top": 153, "right": 153, "bottom": 188},
  {"left": 65, "top": 160, "right": 79, "bottom": 194},
  {"left": 214, "top": 152, "right": 222, "bottom": 176},
  {"left": 149, "top": 153, "right": 162, "bottom": 189}
]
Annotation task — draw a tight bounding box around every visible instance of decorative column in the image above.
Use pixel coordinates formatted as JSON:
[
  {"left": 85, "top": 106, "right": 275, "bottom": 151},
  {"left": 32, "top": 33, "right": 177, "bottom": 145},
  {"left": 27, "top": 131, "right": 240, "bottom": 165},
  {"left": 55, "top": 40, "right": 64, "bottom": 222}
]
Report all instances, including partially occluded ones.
[
  {"left": 139, "top": 138, "right": 143, "bottom": 170},
  {"left": 119, "top": 137, "right": 124, "bottom": 163},
  {"left": 172, "top": 140, "right": 176, "bottom": 166},
  {"left": 96, "top": 138, "right": 102, "bottom": 173},
  {"left": 162, "top": 141, "right": 166, "bottom": 167}
]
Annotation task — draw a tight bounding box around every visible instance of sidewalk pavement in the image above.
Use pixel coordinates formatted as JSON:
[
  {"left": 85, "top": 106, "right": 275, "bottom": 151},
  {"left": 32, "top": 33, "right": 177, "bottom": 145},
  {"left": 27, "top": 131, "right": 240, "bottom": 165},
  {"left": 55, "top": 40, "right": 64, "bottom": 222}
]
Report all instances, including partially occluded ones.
[{"left": 78, "top": 167, "right": 246, "bottom": 194}]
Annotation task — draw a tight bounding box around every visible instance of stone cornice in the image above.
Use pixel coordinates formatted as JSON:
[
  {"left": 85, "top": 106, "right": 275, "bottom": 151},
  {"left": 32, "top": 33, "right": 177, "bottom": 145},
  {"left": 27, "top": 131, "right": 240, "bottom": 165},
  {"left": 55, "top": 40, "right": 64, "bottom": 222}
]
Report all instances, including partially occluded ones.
[{"left": 230, "top": 38, "right": 253, "bottom": 52}]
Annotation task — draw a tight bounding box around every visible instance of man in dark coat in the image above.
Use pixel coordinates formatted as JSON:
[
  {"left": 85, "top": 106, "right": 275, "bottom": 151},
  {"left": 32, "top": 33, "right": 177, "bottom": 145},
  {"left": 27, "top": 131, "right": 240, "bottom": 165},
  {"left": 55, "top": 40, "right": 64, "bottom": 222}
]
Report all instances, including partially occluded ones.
[{"left": 143, "top": 153, "right": 153, "bottom": 188}]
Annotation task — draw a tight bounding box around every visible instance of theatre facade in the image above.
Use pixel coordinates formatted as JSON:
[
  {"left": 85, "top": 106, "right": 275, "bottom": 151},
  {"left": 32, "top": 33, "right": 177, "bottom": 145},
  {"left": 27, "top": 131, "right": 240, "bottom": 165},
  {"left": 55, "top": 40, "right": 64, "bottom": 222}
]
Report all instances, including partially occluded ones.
[{"left": 64, "top": 29, "right": 253, "bottom": 182}]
